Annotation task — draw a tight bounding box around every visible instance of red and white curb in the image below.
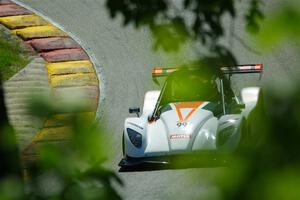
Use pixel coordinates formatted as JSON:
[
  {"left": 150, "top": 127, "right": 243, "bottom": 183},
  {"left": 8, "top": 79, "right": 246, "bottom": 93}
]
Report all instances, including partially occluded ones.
[{"left": 0, "top": 0, "right": 103, "bottom": 161}]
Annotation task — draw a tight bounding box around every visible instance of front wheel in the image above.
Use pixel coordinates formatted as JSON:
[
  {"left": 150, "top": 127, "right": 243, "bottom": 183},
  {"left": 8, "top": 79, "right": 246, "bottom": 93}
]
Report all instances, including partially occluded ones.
[{"left": 122, "top": 131, "right": 125, "bottom": 158}]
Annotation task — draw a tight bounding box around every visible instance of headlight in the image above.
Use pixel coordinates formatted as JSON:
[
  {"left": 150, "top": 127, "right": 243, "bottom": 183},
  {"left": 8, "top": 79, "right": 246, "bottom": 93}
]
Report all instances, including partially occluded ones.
[{"left": 127, "top": 128, "right": 142, "bottom": 148}]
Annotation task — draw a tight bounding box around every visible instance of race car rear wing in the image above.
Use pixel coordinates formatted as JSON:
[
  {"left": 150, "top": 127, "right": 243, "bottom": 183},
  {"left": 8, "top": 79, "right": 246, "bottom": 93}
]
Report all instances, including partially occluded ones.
[
  {"left": 152, "top": 64, "right": 263, "bottom": 78},
  {"left": 151, "top": 64, "right": 263, "bottom": 116},
  {"left": 221, "top": 64, "right": 263, "bottom": 74},
  {"left": 152, "top": 67, "right": 178, "bottom": 77}
]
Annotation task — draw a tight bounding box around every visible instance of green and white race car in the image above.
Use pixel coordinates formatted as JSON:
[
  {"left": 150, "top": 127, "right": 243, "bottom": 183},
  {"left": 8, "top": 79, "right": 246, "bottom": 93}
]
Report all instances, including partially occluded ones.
[{"left": 119, "top": 64, "right": 262, "bottom": 168}]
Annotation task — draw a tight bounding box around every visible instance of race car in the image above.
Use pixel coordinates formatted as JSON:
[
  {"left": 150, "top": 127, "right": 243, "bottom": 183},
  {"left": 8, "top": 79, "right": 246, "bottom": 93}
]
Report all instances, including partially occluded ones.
[{"left": 119, "top": 64, "right": 262, "bottom": 168}]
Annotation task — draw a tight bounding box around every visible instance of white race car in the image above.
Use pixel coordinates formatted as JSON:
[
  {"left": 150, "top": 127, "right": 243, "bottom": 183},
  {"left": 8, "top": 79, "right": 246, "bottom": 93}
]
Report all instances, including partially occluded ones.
[{"left": 119, "top": 64, "right": 262, "bottom": 168}]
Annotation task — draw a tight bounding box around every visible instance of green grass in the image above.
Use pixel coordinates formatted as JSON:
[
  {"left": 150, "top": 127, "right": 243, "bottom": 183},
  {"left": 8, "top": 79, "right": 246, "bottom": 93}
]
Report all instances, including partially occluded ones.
[{"left": 0, "top": 35, "right": 29, "bottom": 81}]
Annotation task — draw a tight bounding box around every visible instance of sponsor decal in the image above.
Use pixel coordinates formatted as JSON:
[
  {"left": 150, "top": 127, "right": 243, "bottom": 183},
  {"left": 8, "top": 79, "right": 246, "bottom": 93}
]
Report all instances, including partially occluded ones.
[{"left": 170, "top": 134, "right": 191, "bottom": 139}]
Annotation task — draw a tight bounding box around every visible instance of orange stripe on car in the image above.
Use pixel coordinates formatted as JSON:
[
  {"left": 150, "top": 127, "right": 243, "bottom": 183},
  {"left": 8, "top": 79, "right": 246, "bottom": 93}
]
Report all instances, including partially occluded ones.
[
  {"left": 174, "top": 102, "right": 204, "bottom": 122},
  {"left": 176, "top": 106, "right": 184, "bottom": 121}
]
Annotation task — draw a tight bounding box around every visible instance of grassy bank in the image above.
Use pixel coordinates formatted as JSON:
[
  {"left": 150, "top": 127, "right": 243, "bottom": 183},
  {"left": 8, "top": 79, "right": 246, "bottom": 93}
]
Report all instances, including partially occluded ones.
[{"left": 0, "top": 31, "right": 29, "bottom": 81}]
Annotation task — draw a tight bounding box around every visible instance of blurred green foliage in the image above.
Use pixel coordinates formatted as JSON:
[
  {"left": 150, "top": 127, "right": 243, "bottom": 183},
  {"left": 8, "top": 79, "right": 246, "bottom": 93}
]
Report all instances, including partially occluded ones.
[
  {"left": 0, "top": 79, "right": 23, "bottom": 200},
  {"left": 215, "top": 88, "right": 300, "bottom": 200},
  {"left": 24, "top": 96, "right": 123, "bottom": 199},
  {"left": 1, "top": 0, "right": 300, "bottom": 200},
  {"left": 0, "top": 84, "right": 122, "bottom": 199},
  {"left": 212, "top": 1, "right": 300, "bottom": 198},
  {"left": 245, "top": 0, "right": 264, "bottom": 34},
  {"left": 0, "top": 178, "right": 24, "bottom": 200},
  {"left": 258, "top": 0, "right": 300, "bottom": 48},
  {"left": 106, "top": 0, "right": 263, "bottom": 63}
]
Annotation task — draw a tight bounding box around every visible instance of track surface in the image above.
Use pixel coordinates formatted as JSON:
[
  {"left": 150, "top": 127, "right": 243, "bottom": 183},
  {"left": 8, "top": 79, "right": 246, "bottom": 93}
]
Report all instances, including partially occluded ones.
[{"left": 17, "top": 0, "right": 300, "bottom": 199}]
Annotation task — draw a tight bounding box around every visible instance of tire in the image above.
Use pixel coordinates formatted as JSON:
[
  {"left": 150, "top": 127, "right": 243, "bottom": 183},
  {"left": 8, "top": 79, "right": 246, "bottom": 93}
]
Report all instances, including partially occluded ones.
[{"left": 122, "top": 131, "right": 125, "bottom": 158}]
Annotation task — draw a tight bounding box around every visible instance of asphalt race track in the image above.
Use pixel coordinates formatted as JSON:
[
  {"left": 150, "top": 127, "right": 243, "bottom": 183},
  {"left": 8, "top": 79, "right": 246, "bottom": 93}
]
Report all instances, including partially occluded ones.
[{"left": 17, "top": 0, "right": 300, "bottom": 199}]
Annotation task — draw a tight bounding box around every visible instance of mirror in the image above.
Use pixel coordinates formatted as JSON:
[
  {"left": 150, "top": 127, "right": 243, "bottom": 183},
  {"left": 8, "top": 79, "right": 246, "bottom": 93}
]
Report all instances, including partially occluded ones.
[
  {"left": 129, "top": 107, "right": 140, "bottom": 117},
  {"left": 241, "top": 87, "right": 260, "bottom": 104},
  {"left": 147, "top": 115, "right": 153, "bottom": 122}
]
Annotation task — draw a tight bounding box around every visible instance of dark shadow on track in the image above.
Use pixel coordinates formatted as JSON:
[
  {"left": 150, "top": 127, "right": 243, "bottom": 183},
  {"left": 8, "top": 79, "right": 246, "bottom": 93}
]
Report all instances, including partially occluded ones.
[
  {"left": 119, "top": 152, "right": 229, "bottom": 172},
  {"left": 119, "top": 163, "right": 224, "bottom": 172}
]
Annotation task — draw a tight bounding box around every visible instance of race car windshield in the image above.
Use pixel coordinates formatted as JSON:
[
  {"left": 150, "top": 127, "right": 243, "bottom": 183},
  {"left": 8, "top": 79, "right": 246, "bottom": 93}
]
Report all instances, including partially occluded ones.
[{"left": 160, "top": 69, "right": 220, "bottom": 105}]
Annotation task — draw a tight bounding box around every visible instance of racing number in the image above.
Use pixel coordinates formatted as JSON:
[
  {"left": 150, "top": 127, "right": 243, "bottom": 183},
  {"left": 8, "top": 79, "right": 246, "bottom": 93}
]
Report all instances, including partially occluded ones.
[{"left": 177, "top": 121, "right": 187, "bottom": 128}]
